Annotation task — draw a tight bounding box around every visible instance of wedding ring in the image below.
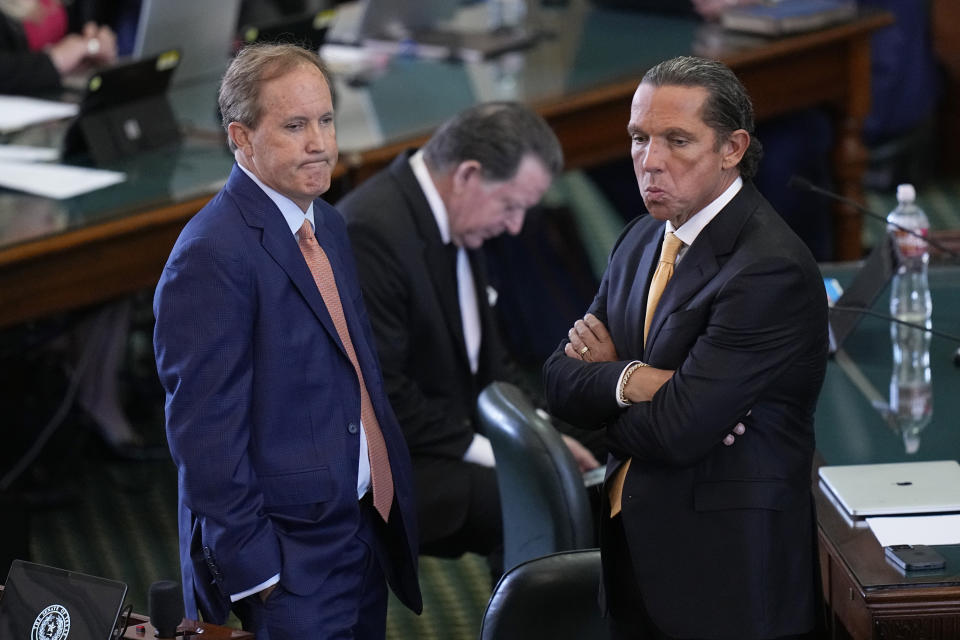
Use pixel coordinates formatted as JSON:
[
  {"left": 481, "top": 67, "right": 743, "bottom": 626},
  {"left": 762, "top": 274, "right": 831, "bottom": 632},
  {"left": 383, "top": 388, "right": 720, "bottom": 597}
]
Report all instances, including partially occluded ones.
[
  {"left": 86, "top": 38, "right": 101, "bottom": 56},
  {"left": 578, "top": 345, "right": 589, "bottom": 357}
]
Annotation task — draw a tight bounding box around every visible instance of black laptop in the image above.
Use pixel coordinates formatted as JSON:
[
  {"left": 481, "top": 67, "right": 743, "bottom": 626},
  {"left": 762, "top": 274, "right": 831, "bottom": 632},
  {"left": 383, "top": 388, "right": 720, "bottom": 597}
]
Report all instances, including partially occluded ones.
[
  {"left": 0, "top": 560, "right": 128, "bottom": 640},
  {"left": 238, "top": 10, "right": 334, "bottom": 51},
  {"left": 827, "top": 232, "right": 898, "bottom": 354},
  {"left": 62, "top": 50, "right": 182, "bottom": 164}
]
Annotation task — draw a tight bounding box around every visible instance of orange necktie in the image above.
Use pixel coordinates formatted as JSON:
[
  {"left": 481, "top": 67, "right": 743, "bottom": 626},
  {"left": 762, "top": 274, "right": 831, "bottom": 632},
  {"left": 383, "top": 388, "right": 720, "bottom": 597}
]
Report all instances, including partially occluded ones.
[
  {"left": 297, "top": 220, "right": 394, "bottom": 521},
  {"left": 609, "top": 232, "right": 684, "bottom": 517}
]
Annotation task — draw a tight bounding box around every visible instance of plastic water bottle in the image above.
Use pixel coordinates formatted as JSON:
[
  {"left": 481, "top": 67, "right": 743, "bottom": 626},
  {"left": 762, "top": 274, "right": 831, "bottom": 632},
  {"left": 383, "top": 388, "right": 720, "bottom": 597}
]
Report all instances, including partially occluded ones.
[
  {"left": 886, "top": 184, "right": 932, "bottom": 453},
  {"left": 488, "top": 0, "right": 527, "bottom": 30}
]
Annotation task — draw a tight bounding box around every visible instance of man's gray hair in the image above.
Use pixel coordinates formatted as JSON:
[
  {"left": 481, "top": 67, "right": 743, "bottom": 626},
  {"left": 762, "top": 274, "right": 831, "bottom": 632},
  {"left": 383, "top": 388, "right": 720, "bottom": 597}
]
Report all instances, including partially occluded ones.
[
  {"left": 219, "top": 43, "right": 331, "bottom": 152},
  {"left": 422, "top": 102, "right": 563, "bottom": 181},
  {"left": 642, "top": 56, "right": 763, "bottom": 179}
]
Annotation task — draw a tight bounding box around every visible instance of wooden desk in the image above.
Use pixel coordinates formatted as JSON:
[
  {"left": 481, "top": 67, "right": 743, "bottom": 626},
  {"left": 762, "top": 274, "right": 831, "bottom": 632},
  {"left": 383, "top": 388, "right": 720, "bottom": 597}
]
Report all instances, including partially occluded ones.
[
  {"left": 0, "top": 7, "right": 890, "bottom": 329},
  {"left": 817, "top": 485, "right": 960, "bottom": 639},
  {"left": 814, "top": 265, "right": 960, "bottom": 638}
]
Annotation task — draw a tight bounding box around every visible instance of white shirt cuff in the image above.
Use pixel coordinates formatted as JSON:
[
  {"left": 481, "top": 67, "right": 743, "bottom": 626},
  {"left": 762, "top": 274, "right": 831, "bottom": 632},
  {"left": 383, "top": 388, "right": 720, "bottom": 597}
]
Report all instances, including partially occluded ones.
[
  {"left": 616, "top": 360, "right": 644, "bottom": 408},
  {"left": 462, "top": 433, "right": 496, "bottom": 467},
  {"left": 230, "top": 574, "right": 279, "bottom": 602}
]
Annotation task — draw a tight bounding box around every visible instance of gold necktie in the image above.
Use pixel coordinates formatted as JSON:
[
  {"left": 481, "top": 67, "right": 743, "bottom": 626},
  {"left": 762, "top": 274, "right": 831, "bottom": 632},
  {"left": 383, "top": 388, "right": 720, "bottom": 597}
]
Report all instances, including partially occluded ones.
[
  {"left": 609, "top": 231, "right": 684, "bottom": 517},
  {"left": 297, "top": 220, "right": 394, "bottom": 521}
]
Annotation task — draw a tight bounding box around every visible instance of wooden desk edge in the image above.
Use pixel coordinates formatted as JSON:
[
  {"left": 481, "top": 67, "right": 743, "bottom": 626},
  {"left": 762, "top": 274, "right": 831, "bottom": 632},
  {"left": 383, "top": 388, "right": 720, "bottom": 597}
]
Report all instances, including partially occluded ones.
[
  {"left": 124, "top": 612, "right": 253, "bottom": 639},
  {"left": 815, "top": 468, "right": 960, "bottom": 638}
]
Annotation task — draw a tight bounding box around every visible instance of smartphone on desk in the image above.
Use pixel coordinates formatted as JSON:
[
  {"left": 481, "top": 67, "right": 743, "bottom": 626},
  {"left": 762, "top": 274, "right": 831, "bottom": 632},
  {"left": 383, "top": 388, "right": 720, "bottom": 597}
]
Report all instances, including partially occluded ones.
[{"left": 884, "top": 544, "right": 946, "bottom": 572}]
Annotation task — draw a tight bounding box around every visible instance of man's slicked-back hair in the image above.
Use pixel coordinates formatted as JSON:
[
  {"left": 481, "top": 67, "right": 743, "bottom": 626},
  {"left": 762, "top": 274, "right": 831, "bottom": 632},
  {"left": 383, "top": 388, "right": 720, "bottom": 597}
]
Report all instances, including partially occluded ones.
[
  {"left": 422, "top": 101, "right": 563, "bottom": 182},
  {"left": 641, "top": 56, "right": 763, "bottom": 179},
  {"left": 219, "top": 43, "right": 331, "bottom": 152}
]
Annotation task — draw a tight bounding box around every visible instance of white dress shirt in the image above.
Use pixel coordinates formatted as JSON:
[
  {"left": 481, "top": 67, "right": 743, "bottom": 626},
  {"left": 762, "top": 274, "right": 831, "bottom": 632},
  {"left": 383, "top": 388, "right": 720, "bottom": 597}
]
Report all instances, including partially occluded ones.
[{"left": 409, "top": 151, "right": 494, "bottom": 468}]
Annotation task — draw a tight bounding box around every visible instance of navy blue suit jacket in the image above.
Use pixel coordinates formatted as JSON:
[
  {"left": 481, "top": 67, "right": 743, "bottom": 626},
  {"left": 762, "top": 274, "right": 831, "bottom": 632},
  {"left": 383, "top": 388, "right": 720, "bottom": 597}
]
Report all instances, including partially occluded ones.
[
  {"left": 544, "top": 181, "right": 828, "bottom": 639},
  {"left": 154, "top": 165, "right": 422, "bottom": 623}
]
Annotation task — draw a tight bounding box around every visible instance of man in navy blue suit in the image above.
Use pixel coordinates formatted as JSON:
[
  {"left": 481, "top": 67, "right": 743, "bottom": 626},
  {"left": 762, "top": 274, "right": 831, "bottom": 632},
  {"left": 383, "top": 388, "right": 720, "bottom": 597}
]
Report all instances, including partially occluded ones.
[
  {"left": 153, "top": 43, "right": 421, "bottom": 639},
  {"left": 544, "top": 57, "right": 828, "bottom": 639}
]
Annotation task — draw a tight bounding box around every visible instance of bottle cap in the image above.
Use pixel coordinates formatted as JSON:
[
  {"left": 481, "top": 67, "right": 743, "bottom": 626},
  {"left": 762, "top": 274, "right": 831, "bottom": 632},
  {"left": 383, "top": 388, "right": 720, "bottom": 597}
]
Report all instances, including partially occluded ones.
[{"left": 896, "top": 183, "right": 916, "bottom": 204}]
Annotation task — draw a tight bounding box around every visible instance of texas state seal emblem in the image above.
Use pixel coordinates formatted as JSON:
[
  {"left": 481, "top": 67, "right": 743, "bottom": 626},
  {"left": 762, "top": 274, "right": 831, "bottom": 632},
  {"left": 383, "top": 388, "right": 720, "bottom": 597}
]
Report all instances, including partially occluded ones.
[{"left": 32, "top": 604, "right": 71, "bottom": 640}]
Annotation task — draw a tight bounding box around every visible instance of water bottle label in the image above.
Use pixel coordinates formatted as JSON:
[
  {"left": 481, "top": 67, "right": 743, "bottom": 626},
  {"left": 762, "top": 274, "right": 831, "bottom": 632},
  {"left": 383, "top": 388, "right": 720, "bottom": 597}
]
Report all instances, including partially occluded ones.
[{"left": 893, "top": 228, "right": 928, "bottom": 258}]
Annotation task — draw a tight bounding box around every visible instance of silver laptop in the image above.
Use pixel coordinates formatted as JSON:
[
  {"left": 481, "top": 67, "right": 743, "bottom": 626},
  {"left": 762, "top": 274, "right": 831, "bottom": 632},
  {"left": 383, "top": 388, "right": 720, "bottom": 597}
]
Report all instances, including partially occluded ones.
[
  {"left": 328, "top": 0, "right": 457, "bottom": 43},
  {"left": 818, "top": 460, "right": 960, "bottom": 517},
  {"left": 0, "top": 560, "right": 128, "bottom": 640},
  {"left": 133, "top": 0, "right": 242, "bottom": 85},
  {"left": 62, "top": 0, "right": 241, "bottom": 92}
]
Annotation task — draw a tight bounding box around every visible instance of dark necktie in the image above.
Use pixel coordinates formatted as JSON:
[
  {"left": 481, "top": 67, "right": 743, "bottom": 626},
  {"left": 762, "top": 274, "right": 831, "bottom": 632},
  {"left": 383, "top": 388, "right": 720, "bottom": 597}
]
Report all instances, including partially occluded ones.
[{"left": 297, "top": 220, "right": 394, "bottom": 521}]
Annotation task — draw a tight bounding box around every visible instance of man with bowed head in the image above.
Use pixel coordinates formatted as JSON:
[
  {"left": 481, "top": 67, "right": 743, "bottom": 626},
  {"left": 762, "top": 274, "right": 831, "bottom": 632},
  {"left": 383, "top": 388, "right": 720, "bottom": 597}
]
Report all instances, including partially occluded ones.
[
  {"left": 337, "top": 101, "right": 601, "bottom": 580},
  {"left": 153, "top": 43, "right": 421, "bottom": 639},
  {"left": 544, "top": 56, "right": 828, "bottom": 639}
]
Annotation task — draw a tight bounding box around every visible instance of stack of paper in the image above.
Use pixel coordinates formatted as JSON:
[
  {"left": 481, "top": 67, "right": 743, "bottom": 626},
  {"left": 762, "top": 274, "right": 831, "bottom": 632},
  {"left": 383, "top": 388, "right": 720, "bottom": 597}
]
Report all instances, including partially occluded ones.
[
  {"left": 0, "top": 159, "right": 125, "bottom": 199},
  {"left": 0, "top": 95, "right": 78, "bottom": 134}
]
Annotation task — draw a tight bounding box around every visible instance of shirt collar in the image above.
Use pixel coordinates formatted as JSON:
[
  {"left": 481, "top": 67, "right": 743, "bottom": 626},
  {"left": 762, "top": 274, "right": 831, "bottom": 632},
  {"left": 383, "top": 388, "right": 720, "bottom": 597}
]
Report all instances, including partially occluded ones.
[
  {"left": 409, "top": 149, "right": 452, "bottom": 244},
  {"left": 237, "top": 161, "right": 315, "bottom": 235},
  {"left": 668, "top": 176, "right": 742, "bottom": 247}
]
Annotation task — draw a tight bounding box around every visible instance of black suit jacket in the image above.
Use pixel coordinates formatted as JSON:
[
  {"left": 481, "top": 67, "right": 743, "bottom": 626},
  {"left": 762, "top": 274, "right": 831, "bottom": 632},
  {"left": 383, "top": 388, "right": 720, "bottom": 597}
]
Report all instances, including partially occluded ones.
[
  {"left": 337, "top": 152, "right": 515, "bottom": 542},
  {"left": 544, "top": 181, "right": 828, "bottom": 639},
  {"left": 0, "top": 11, "right": 61, "bottom": 94}
]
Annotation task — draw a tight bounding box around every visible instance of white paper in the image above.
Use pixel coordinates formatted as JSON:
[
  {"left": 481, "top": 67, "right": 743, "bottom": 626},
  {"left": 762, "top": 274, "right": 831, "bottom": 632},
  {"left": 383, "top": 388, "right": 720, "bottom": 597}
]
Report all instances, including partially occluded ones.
[
  {"left": 867, "top": 514, "right": 960, "bottom": 547},
  {"left": 0, "top": 160, "right": 125, "bottom": 199},
  {"left": 0, "top": 95, "right": 78, "bottom": 134},
  {"left": 0, "top": 145, "right": 60, "bottom": 162}
]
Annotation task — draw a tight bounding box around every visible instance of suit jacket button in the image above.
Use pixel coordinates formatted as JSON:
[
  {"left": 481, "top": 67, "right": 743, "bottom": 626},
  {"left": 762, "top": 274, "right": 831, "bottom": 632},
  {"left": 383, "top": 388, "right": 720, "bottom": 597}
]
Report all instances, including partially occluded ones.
[{"left": 347, "top": 422, "right": 358, "bottom": 434}]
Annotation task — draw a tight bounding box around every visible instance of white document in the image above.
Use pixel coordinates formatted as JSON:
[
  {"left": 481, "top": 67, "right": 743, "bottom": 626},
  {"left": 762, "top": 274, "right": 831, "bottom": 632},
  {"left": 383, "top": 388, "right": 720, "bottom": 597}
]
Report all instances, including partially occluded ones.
[
  {"left": 867, "top": 514, "right": 960, "bottom": 547},
  {"left": 0, "top": 160, "right": 125, "bottom": 199},
  {"left": 0, "top": 145, "right": 60, "bottom": 162},
  {"left": 0, "top": 95, "right": 78, "bottom": 134}
]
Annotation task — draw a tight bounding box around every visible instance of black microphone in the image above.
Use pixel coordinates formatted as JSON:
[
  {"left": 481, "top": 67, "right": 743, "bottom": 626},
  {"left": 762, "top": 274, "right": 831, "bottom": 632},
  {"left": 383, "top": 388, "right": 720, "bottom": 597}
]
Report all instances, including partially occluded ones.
[
  {"left": 830, "top": 305, "right": 960, "bottom": 343},
  {"left": 787, "top": 175, "right": 959, "bottom": 259},
  {"left": 148, "top": 580, "right": 184, "bottom": 639},
  {"left": 830, "top": 305, "right": 960, "bottom": 368}
]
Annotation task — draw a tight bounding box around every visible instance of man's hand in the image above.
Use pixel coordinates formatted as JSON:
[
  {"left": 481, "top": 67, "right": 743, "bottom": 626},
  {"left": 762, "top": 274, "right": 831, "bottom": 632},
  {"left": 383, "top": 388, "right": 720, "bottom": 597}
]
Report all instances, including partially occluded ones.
[
  {"left": 48, "top": 23, "right": 117, "bottom": 76},
  {"left": 258, "top": 584, "right": 277, "bottom": 603},
  {"left": 561, "top": 434, "right": 600, "bottom": 472},
  {"left": 564, "top": 313, "right": 618, "bottom": 362},
  {"left": 722, "top": 411, "right": 751, "bottom": 446}
]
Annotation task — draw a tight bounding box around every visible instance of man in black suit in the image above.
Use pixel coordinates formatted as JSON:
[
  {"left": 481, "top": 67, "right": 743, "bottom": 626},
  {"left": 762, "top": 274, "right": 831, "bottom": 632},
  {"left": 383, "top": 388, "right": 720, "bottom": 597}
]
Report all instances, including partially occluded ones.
[
  {"left": 337, "top": 102, "right": 599, "bottom": 578},
  {"left": 543, "top": 57, "right": 828, "bottom": 639}
]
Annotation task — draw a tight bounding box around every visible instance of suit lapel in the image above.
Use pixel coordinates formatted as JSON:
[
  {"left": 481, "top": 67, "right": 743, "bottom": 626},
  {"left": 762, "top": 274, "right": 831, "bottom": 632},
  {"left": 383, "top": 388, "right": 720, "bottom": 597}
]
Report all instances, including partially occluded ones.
[
  {"left": 623, "top": 221, "right": 662, "bottom": 359},
  {"left": 644, "top": 182, "right": 757, "bottom": 351},
  {"left": 390, "top": 155, "right": 471, "bottom": 369},
  {"left": 644, "top": 237, "right": 719, "bottom": 352},
  {"left": 228, "top": 166, "right": 347, "bottom": 358}
]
